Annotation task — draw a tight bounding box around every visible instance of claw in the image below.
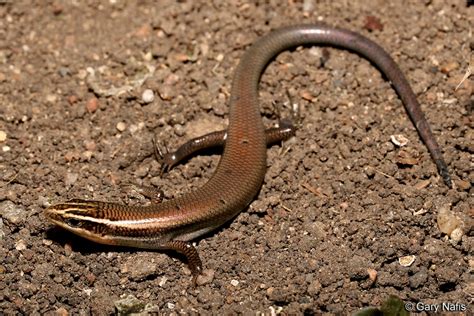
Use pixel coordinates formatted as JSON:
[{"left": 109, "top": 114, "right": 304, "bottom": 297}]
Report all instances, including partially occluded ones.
[
  {"left": 152, "top": 137, "right": 166, "bottom": 160},
  {"left": 152, "top": 137, "right": 173, "bottom": 176},
  {"left": 160, "top": 158, "right": 172, "bottom": 177}
]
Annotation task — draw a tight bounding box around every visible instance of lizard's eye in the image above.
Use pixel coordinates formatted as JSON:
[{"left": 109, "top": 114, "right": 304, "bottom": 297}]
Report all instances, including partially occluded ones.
[{"left": 66, "top": 218, "right": 82, "bottom": 228}]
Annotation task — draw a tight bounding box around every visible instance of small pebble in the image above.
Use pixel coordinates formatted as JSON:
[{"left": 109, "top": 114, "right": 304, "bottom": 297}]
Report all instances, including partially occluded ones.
[
  {"left": 364, "top": 15, "right": 384, "bottom": 31},
  {"left": 114, "top": 295, "right": 145, "bottom": 315},
  {"left": 64, "top": 243, "right": 73, "bottom": 256},
  {"left": 215, "top": 53, "right": 224, "bottom": 62},
  {"left": 58, "top": 67, "right": 70, "bottom": 77},
  {"left": 64, "top": 151, "right": 79, "bottom": 162},
  {"left": 82, "top": 151, "right": 93, "bottom": 161},
  {"left": 128, "top": 124, "right": 139, "bottom": 134},
  {"left": 84, "top": 140, "right": 96, "bottom": 151},
  {"left": 0, "top": 201, "right": 25, "bottom": 224},
  {"left": 390, "top": 134, "right": 409, "bottom": 147},
  {"left": 367, "top": 268, "right": 377, "bottom": 282},
  {"left": 450, "top": 227, "right": 464, "bottom": 243},
  {"left": 410, "top": 269, "right": 428, "bottom": 289},
  {"left": 77, "top": 69, "right": 88, "bottom": 80},
  {"left": 196, "top": 269, "right": 215, "bottom": 285},
  {"left": 158, "top": 85, "right": 173, "bottom": 100},
  {"left": 134, "top": 164, "right": 149, "bottom": 178},
  {"left": 116, "top": 121, "right": 127, "bottom": 132},
  {"left": 164, "top": 74, "right": 179, "bottom": 85},
  {"left": 455, "top": 179, "right": 470, "bottom": 191},
  {"left": 158, "top": 276, "right": 168, "bottom": 287},
  {"left": 0, "top": 130, "right": 6, "bottom": 142},
  {"left": 120, "top": 254, "right": 162, "bottom": 280},
  {"left": 143, "top": 51, "right": 153, "bottom": 61},
  {"left": 200, "top": 43, "right": 209, "bottom": 56},
  {"left": 135, "top": 24, "right": 152, "bottom": 38},
  {"left": 174, "top": 53, "right": 190, "bottom": 62},
  {"left": 54, "top": 308, "right": 69, "bottom": 316},
  {"left": 174, "top": 124, "right": 185, "bottom": 137},
  {"left": 230, "top": 279, "right": 239, "bottom": 287},
  {"left": 266, "top": 287, "right": 274, "bottom": 296},
  {"left": 86, "top": 98, "right": 99, "bottom": 113},
  {"left": 15, "top": 239, "right": 27, "bottom": 251},
  {"left": 307, "top": 280, "right": 321, "bottom": 296},
  {"left": 43, "top": 239, "right": 53, "bottom": 246},
  {"left": 64, "top": 172, "right": 79, "bottom": 187},
  {"left": 303, "top": 0, "right": 315, "bottom": 13},
  {"left": 46, "top": 94, "right": 57, "bottom": 103},
  {"left": 399, "top": 255, "right": 416, "bottom": 267},
  {"left": 51, "top": 4, "right": 64, "bottom": 15},
  {"left": 142, "top": 89, "right": 155, "bottom": 104},
  {"left": 440, "top": 61, "right": 459, "bottom": 74},
  {"left": 67, "top": 95, "right": 79, "bottom": 104},
  {"left": 437, "top": 204, "right": 461, "bottom": 235},
  {"left": 300, "top": 90, "right": 314, "bottom": 101}
]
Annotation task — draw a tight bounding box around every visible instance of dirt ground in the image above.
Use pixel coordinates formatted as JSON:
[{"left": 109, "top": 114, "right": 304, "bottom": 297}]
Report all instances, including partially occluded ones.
[{"left": 0, "top": 0, "right": 472, "bottom": 315}]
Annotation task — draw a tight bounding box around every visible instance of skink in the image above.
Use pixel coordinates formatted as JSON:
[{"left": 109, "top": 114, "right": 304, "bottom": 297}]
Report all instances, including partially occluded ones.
[{"left": 45, "top": 25, "right": 451, "bottom": 283}]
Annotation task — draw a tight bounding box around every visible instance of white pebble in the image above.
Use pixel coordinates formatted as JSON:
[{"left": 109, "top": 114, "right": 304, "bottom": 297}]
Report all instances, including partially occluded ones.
[
  {"left": 116, "top": 122, "right": 127, "bottom": 132},
  {"left": 142, "top": 89, "right": 155, "bottom": 104},
  {"left": 390, "top": 134, "right": 409, "bottom": 147},
  {"left": 450, "top": 227, "right": 463, "bottom": 242},
  {"left": 15, "top": 239, "right": 27, "bottom": 250},
  {"left": 399, "top": 255, "right": 416, "bottom": 267}
]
